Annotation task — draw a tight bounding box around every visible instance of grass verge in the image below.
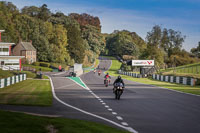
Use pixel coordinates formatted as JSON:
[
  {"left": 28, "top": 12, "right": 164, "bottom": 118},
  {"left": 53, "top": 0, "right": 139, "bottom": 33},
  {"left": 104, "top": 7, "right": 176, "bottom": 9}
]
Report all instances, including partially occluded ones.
[
  {"left": 0, "top": 69, "right": 14, "bottom": 78},
  {"left": 0, "top": 69, "right": 49, "bottom": 79},
  {"left": 162, "top": 71, "right": 200, "bottom": 79},
  {"left": 22, "top": 64, "right": 53, "bottom": 72},
  {"left": 0, "top": 79, "right": 52, "bottom": 106},
  {"left": 107, "top": 57, "right": 200, "bottom": 95},
  {"left": 0, "top": 110, "right": 129, "bottom": 133},
  {"left": 84, "top": 59, "right": 100, "bottom": 73}
]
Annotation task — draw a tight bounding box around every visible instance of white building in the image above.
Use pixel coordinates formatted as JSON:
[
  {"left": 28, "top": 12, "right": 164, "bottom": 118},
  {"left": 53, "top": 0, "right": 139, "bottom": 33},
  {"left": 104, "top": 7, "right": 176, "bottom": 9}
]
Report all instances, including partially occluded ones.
[{"left": 0, "top": 30, "right": 24, "bottom": 70}]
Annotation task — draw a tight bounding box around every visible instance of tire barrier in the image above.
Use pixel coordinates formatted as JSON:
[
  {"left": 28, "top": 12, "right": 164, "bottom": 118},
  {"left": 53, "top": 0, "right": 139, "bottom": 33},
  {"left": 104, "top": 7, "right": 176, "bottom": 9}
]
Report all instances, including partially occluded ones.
[
  {"left": 0, "top": 74, "right": 26, "bottom": 88},
  {"left": 152, "top": 74, "right": 197, "bottom": 86}
]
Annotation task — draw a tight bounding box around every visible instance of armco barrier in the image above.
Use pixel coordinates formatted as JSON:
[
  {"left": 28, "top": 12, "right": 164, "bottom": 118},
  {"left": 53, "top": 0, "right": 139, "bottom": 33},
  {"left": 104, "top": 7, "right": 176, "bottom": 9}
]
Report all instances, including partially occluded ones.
[
  {"left": 152, "top": 74, "right": 197, "bottom": 86},
  {"left": 118, "top": 70, "right": 140, "bottom": 78},
  {"left": 0, "top": 74, "right": 27, "bottom": 88}
]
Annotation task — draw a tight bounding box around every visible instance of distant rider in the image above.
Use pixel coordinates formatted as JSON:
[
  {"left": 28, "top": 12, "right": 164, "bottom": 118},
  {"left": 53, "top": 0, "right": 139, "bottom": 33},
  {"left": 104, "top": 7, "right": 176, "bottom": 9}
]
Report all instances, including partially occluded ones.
[
  {"left": 98, "top": 70, "right": 101, "bottom": 76},
  {"left": 113, "top": 76, "right": 125, "bottom": 92},
  {"left": 104, "top": 73, "right": 111, "bottom": 84}
]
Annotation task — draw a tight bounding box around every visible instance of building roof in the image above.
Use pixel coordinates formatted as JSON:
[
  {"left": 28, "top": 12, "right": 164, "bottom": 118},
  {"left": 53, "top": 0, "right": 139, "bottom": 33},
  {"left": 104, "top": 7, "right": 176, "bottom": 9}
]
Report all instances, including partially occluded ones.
[
  {"left": 20, "top": 42, "right": 36, "bottom": 51},
  {"left": 0, "top": 30, "right": 5, "bottom": 32},
  {"left": 0, "top": 56, "right": 24, "bottom": 59},
  {"left": 0, "top": 42, "right": 15, "bottom": 46}
]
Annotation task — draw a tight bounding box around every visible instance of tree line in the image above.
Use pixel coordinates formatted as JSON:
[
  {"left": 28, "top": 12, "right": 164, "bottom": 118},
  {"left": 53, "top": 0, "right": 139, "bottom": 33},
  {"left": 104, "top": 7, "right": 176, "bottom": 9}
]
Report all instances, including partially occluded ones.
[
  {"left": 0, "top": 2, "right": 105, "bottom": 66},
  {"left": 0, "top": 1, "right": 199, "bottom": 68},
  {"left": 105, "top": 26, "right": 199, "bottom": 68}
]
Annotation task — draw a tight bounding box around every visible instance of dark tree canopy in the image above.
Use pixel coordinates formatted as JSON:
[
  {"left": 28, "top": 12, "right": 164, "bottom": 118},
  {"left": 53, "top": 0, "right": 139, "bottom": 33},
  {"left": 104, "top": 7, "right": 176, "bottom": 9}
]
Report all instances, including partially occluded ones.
[{"left": 69, "top": 13, "right": 101, "bottom": 30}]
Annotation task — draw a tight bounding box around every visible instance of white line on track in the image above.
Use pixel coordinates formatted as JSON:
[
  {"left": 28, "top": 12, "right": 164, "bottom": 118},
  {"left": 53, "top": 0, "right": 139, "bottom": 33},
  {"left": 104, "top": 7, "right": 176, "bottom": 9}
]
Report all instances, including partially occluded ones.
[
  {"left": 112, "top": 112, "right": 117, "bottom": 115},
  {"left": 108, "top": 108, "right": 113, "bottom": 111},
  {"left": 49, "top": 76, "right": 138, "bottom": 133},
  {"left": 116, "top": 116, "right": 123, "bottom": 120},
  {"left": 121, "top": 122, "right": 129, "bottom": 126}
]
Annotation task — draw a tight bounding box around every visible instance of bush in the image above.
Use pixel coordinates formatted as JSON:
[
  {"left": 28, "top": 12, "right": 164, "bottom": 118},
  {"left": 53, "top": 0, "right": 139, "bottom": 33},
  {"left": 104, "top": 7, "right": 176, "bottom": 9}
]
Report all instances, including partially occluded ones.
[
  {"left": 196, "top": 79, "right": 200, "bottom": 85},
  {"left": 32, "top": 62, "right": 40, "bottom": 66},
  {"left": 40, "top": 62, "right": 50, "bottom": 67}
]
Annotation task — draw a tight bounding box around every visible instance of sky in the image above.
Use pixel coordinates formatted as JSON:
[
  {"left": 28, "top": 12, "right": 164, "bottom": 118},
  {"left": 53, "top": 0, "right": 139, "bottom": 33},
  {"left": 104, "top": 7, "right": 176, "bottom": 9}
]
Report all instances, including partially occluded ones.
[{"left": 5, "top": 0, "right": 200, "bottom": 51}]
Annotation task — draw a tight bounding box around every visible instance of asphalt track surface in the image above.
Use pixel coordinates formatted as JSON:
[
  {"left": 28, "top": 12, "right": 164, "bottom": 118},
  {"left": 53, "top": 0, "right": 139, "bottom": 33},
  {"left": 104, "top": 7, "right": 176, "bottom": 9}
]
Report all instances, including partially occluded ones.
[{"left": 0, "top": 58, "right": 200, "bottom": 133}]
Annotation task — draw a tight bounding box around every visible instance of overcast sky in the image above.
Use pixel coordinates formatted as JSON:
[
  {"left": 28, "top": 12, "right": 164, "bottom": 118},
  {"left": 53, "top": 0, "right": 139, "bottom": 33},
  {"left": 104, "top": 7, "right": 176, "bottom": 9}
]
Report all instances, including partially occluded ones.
[{"left": 6, "top": 0, "right": 200, "bottom": 51}]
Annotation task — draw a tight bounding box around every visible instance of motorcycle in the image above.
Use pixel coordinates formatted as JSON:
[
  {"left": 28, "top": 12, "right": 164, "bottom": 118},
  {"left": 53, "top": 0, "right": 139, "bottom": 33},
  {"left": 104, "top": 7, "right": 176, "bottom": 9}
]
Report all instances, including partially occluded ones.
[
  {"left": 113, "top": 83, "right": 124, "bottom": 100},
  {"left": 104, "top": 78, "right": 109, "bottom": 87},
  {"left": 98, "top": 72, "right": 101, "bottom": 76}
]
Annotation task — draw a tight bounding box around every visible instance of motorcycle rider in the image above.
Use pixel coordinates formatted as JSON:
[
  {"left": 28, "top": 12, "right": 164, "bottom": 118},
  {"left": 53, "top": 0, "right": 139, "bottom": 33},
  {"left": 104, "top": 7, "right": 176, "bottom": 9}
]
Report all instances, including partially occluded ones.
[
  {"left": 113, "top": 76, "right": 125, "bottom": 92},
  {"left": 98, "top": 69, "right": 101, "bottom": 76},
  {"left": 104, "top": 73, "right": 111, "bottom": 84}
]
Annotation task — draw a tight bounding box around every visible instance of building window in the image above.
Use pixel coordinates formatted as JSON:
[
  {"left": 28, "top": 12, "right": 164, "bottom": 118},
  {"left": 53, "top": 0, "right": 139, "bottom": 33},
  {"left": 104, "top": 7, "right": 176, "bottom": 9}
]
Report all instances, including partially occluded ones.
[
  {"left": 0, "top": 48, "right": 9, "bottom": 52},
  {"left": 1, "top": 61, "right": 4, "bottom": 65},
  {"left": 3, "top": 48, "right": 9, "bottom": 52},
  {"left": 5, "top": 63, "right": 19, "bottom": 65}
]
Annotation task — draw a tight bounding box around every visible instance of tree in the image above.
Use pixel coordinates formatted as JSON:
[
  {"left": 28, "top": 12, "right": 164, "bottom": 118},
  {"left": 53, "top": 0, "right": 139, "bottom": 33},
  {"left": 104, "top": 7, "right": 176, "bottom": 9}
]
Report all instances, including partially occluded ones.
[
  {"left": 51, "top": 25, "right": 70, "bottom": 63},
  {"left": 82, "top": 25, "right": 105, "bottom": 56},
  {"left": 106, "top": 31, "right": 139, "bottom": 58},
  {"left": 69, "top": 13, "right": 101, "bottom": 31},
  {"left": 191, "top": 42, "right": 200, "bottom": 58},
  {"left": 21, "top": 6, "right": 40, "bottom": 17},
  {"left": 145, "top": 25, "right": 165, "bottom": 67},
  {"left": 144, "top": 25, "right": 186, "bottom": 67},
  {"left": 67, "top": 24, "right": 86, "bottom": 63}
]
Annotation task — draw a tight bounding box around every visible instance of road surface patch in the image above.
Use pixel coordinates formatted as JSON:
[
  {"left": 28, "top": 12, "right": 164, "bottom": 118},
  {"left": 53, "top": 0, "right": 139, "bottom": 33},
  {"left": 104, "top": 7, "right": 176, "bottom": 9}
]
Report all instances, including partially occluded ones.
[{"left": 65, "top": 77, "right": 138, "bottom": 133}]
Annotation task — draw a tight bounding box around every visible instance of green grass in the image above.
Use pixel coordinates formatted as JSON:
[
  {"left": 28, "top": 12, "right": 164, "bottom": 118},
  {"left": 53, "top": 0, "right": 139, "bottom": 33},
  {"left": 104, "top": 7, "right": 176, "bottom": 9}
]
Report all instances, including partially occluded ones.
[
  {"left": 94, "top": 59, "right": 100, "bottom": 68},
  {"left": 0, "top": 79, "right": 52, "bottom": 106},
  {"left": 19, "top": 71, "right": 37, "bottom": 78},
  {"left": 107, "top": 57, "right": 200, "bottom": 95},
  {"left": 0, "top": 69, "right": 14, "bottom": 78},
  {"left": 101, "top": 55, "right": 116, "bottom": 60},
  {"left": 162, "top": 71, "right": 200, "bottom": 79},
  {"left": 43, "top": 75, "right": 49, "bottom": 79},
  {"left": 160, "top": 62, "right": 200, "bottom": 75},
  {"left": 84, "top": 59, "right": 100, "bottom": 73},
  {"left": 0, "top": 110, "right": 129, "bottom": 133},
  {"left": 106, "top": 57, "right": 122, "bottom": 76},
  {"left": 0, "top": 70, "right": 36, "bottom": 79},
  {"left": 22, "top": 64, "right": 53, "bottom": 72},
  {"left": 0, "top": 69, "right": 49, "bottom": 79}
]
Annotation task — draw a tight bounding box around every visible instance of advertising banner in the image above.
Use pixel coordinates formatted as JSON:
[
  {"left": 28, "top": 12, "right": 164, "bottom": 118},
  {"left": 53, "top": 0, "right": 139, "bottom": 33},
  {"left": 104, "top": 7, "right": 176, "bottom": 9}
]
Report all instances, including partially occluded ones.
[{"left": 132, "top": 60, "right": 154, "bottom": 66}]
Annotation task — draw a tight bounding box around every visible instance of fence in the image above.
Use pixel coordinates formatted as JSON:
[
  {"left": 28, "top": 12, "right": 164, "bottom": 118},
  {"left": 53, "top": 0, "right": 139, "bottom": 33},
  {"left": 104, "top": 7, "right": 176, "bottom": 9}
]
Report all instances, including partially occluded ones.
[
  {"left": 118, "top": 70, "right": 142, "bottom": 78},
  {"left": 152, "top": 74, "right": 197, "bottom": 86},
  {"left": 175, "top": 66, "right": 200, "bottom": 74},
  {"left": 162, "top": 64, "right": 200, "bottom": 74},
  {"left": 0, "top": 74, "right": 27, "bottom": 88}
]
